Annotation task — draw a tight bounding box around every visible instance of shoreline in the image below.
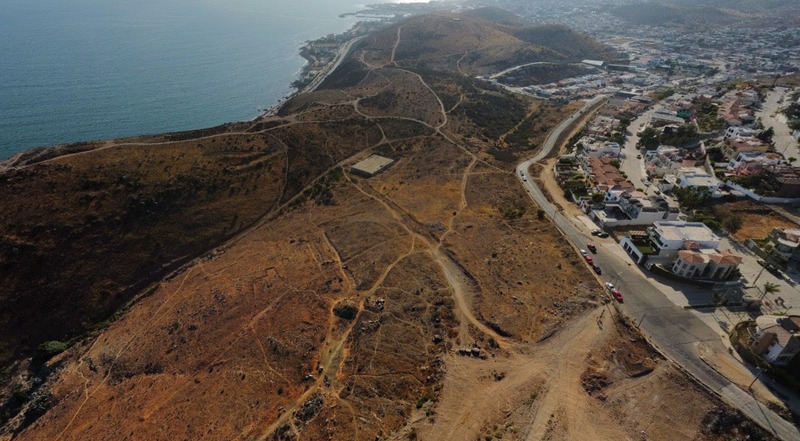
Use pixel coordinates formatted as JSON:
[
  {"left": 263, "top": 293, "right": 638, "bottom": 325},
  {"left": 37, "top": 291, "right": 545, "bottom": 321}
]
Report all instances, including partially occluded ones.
[
  {"left": 0, "top": 1, "right": 447, "bottom": 164},
  {"left": 258, "top": 17, "right": 396, "bottom": 119}
]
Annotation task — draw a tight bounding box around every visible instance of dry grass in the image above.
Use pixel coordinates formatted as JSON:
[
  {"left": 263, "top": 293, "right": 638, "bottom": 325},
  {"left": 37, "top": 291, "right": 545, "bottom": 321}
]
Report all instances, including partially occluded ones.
[{"left": 0, "top": 10, "right": 753, "bottom": 441}]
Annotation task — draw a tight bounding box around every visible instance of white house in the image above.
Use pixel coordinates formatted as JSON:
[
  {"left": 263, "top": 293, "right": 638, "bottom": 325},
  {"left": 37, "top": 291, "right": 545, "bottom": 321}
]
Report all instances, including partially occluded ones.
[
  {"left": 676, "top": 170, "right": 722, "bottom": 192},
  {"left": 620, "top": 221, "right": 743, "bottom": 280},
  {"left": 649, "top": 221, "right": 721, "bottom": 255},
  {"left": 727, "top": 151, "right": 783, "bottom": 174},
  {"left": 724, "top": 126, "right": 757, "bottom": 139},
  {"left": 592, "top": 192, "right": 679, "bottom": 227},
  {"left": 671, "top": 248, "right": 743, "bottom": 280}
]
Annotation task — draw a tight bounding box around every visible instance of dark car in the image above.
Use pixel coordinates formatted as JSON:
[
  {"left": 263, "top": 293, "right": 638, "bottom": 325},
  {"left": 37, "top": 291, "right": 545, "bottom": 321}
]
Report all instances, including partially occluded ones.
[
  {"left": 596, "top": 232, "right": 610, "bottom": 238},
  {"left": 592, "top": 264, "right": 602, "bottom": 274},
  {"left": 758, "top": 260, "right": 783, "bottom": 277}
]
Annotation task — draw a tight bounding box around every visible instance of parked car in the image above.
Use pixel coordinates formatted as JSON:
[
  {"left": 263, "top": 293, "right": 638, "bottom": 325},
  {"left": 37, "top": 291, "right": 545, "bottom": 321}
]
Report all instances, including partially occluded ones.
[
  {"left": 592, "top": 264, "right": 602, "bottom": 274},
  {"left": 587, "top": 243, "right": 596, "bottom": 253},
  {"left": 757, "top": 260, "right": 782, "bottom": 277},
  {"left": 642, "top": 179, "right": 650, "bottom": 186},
  {"left": 580, "top": 249, "right": 589, "bottom": 257},
  {"left": 594, "top": 230, "right": 610, "bottom": 238},
  {"left": 584, "top": 255, "right": 593, "bottom": 265},
  {"left": 605, "top": 283, "right": 622, "bottom": 301},
  {"left": 636, "top": 154, "right": 642, "bottom": 159}
]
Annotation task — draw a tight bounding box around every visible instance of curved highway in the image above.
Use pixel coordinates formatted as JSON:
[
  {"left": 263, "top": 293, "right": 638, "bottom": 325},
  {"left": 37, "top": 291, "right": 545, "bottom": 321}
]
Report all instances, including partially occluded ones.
[{"left": 516, "top": 97, "right": 800, "bottom": 441}]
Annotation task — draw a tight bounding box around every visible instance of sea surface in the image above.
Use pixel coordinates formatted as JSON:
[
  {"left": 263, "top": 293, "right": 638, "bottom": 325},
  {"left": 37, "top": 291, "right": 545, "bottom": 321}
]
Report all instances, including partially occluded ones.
[{"left": 0, "top": 0, "right": 383, "bottom": 159}]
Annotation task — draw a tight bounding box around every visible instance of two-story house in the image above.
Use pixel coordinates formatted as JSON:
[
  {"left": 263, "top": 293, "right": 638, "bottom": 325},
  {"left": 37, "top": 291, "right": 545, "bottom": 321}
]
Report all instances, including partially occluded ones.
[
  {"left": 592, "top": 192, "right": 679, "bottom": 228},
  {"left": 620, "top": 221, "right": 743, "bottom": 281}
]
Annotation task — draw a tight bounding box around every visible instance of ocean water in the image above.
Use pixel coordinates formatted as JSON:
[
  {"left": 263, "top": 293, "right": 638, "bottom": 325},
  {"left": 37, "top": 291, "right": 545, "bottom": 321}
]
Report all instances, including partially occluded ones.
[{"left": 0, "top": 0, "right": 375, "bottom": 159}]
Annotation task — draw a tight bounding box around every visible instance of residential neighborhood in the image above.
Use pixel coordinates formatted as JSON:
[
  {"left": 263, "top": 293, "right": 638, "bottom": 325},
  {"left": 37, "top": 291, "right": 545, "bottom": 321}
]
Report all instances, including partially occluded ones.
[{"left": 488, "top": 4, "right": 800, "bottom": 419}]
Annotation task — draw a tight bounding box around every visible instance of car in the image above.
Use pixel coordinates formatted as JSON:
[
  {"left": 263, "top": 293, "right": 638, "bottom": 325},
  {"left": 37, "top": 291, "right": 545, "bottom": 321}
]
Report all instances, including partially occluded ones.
[
  {"left": 642, "top": 179, "right": 651, "bottom": 186},
  {"left": 584, "top": 255, "right": 593, "bottom": 265},
  {"left": 580, "top": 249, "right": 589, "bottom": 256},
  {"left": 592, "top": 264, "right": 602, "bottom": 275},
  {"left": 758, "top": 260, "right": 783, "bottom": 277},
  {"left": 636, "top": 154, "right": 642, "bottom": 159},
  {"left": 591, "top": 229, "right": 601, "bottom": 236},
  {"left": 604, "top": 283, "right": 622, "bottom": 301},
  {"left": 596, "top": 231, "right": 610, "bottom": 238},
  {"left": 587, "top": 243, "right": 597, "bottom": 253}
]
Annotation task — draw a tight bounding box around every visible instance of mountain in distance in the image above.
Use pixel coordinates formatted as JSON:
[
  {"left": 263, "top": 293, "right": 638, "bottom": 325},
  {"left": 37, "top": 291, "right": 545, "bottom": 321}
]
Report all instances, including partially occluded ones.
[
  {"left": 0, "top": 9, "right": 775, "bottom": 441},
  {"left": 611, "top": 0, "right": 800, "bottom": 26}
]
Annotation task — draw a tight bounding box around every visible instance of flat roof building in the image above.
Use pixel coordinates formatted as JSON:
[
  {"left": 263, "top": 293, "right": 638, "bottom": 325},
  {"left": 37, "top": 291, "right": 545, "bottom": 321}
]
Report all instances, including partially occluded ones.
[
  {"left": 652, "top": 221, "right": 720, "bottom": 248},
  {"left": 351, "top": 155, "right": 395, "bottom": 178}
]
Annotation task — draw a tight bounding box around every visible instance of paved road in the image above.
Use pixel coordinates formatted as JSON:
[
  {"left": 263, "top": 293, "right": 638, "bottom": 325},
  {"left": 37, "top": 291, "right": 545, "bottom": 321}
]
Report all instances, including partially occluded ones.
[
  {"left": 516, "top": 98, "right": 800, "bottom": 441},
  {"left": 619, "top": 107, "right": 656, "bottom": 188},
  {"left": 302, "top": 36, "right": 364, "bottom": 94},
  {"left": 758, "top": 87, "right": 799, "bottom": 160}
]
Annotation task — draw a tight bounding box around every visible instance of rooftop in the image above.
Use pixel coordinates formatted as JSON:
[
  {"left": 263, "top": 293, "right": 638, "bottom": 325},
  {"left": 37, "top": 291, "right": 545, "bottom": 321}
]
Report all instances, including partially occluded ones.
[
  {"left": 680, "top": 173, "right": 720, "bottom": 187},
  {"left": 351, "top": 155, "right": 395, "bottom": 177},
  {"left": 654, "top": 221, "right": 720, "bottom": 243},
  {"left": 756, "top": 315, "right": 800, "bottom": 347}
]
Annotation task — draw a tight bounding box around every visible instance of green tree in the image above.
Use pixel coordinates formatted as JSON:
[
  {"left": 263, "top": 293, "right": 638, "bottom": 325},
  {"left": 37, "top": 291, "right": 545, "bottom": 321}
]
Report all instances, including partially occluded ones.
[
  {"left": 723, "top": 215, "right": 744, "bottom": 234},
  {"left": 637, "top": 126, "right": 660, "bottom": 149},
  {"left": 661, "top": 123, "right": 698, "bottom": 146},
  {"left": 562, "top": 179, "right": 586, "bottom": 193},
  {"left": 673, "top": 186, "right": 708, "bottom": 210},
  {"left": 757, "top": 127, "right": 775, "bottom": 143},
  {"left": 763, "top": 282, "right": 781, "bottom": 296}
]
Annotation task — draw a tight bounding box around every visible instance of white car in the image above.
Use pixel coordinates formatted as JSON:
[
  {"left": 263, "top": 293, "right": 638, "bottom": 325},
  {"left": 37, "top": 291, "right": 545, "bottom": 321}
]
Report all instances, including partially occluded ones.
[
  {"left": 580, "top": 249, "right": 589, "bottom": 257},
  {"left": 642, "top": 179, "right": 650, "bottom": 186},
  {"left": 605, "top": 282, "right": 615, "bottom": 292}
]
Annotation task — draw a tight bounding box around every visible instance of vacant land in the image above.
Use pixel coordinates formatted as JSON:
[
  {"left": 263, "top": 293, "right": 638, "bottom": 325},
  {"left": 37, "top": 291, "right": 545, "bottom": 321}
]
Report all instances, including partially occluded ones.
[{"left": 0, "top": 10, "right": 772, "bottom": 441}]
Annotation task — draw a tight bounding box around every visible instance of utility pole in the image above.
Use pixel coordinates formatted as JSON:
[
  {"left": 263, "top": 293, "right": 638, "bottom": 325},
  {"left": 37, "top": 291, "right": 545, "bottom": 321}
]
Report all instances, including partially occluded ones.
[
  {"left": 748, "top": 367, "right": 763, "bottom": 391},
  {"left": 753, "top": 265, "right": 769, "bottom": 301}
]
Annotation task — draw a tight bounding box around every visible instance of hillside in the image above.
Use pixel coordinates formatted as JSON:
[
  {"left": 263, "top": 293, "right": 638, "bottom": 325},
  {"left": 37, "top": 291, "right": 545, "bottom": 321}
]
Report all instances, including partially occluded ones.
[
  {"left": 356, "top": 11, "right": 617, "bottom": 76},
  {"left": 0, "top": 9, "right": 776, "bottom": 441}
]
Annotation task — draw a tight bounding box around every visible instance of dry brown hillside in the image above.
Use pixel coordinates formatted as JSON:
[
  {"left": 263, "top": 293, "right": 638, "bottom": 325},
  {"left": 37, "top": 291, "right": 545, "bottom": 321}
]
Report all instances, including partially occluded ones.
[{"left": 0, "top": 9, "right": 775, "bottom": 441}]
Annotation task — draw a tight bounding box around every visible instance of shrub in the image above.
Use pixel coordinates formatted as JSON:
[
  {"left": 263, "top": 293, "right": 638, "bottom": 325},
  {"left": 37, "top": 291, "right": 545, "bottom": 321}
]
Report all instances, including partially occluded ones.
[{"left": 38, "top": 340, "right": 68, "bottom": 357}]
